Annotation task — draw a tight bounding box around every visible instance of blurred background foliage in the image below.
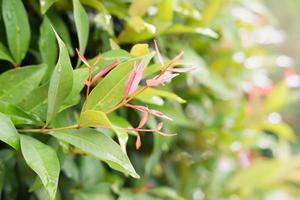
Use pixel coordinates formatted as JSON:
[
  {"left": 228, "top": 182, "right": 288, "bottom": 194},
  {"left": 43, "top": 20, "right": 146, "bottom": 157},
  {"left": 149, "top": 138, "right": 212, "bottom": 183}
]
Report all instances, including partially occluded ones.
[{"left": 1, "top": 0, "right": 300, "bottom": 199}]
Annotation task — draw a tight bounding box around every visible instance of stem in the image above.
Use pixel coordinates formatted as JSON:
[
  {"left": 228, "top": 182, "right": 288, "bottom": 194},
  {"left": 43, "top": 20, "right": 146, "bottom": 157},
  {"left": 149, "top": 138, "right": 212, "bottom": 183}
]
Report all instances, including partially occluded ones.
[
  {"left": 105, "top": 86, "right": 149, "bottom": 114},
  {"left": 18, "top": 124, "right": 79, "bottom": 133}
]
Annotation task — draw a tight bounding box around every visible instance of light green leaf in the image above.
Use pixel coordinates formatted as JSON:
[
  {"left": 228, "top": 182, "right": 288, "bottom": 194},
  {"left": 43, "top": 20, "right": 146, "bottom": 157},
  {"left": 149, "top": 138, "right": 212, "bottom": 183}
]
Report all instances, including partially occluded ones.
[
  {"left": 47, "top": 29, "right": 73, "bottom": 124},
  {"left": 40, "top": 0, "right": 58, "bottom": 14},
  {"left": 62, "top": 68, "right": 89, "bottom": 109},
  {"left": 0, "top": 112, "right": 20, "bottom": 150},
  {"left": 81, "top": 0, "right": 108, "bottom": 13},
  {"left": 73, "top": 0, "right": 89, "bottom": 53},
  {"left": 264, "top": 82, "right": 288, "bottom": 113},
  {"left": 165, "top": 24, "right": 218, "bottom": 39},
  {"left": 2, "top": 0, "right": 30, "bottom": 64},
  {"left": 39, "top": 17, "right": 58, "bottom": 81},
  {"left": 0, "top": 42, "right": 14, "bottom": 63},
  {"left": 130, "top": 43, "right": 149, "bottom": 57},
  {"left": 51, "top": 128, "right": 139, "bottom": 178},
  {"left": 258, "top": 122, "right": 296, "bottom": 141},
  {"left": 135, "top": 88, "right": 186, "bottom": 105},
  {"left": 86, "top": 52, "right": 154, "bottom": 112},
  {"left": 129, "top": 0, "right": 154, "bottom": 17},
  {"left": 157, "top": 0, "right": 173, "bottom": 22},
  {"left": 20, "top": 135, "right": 60, "bottom": 200},
  {"left": 109, "top": 114, "right": 131, "bottom": 153},
  {"left": 0, "top": 64, "right": 46, "bottom": 104},
  {"left": 79, "top": 110, "right": 112, "bottom": 128}
]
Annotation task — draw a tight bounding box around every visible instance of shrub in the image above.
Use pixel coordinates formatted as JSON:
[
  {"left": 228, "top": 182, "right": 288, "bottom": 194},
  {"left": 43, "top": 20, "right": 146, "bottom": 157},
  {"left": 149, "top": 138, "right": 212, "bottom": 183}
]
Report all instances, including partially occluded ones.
[{"left": 0, "top": 0, "right": 297, "bottom": 199}]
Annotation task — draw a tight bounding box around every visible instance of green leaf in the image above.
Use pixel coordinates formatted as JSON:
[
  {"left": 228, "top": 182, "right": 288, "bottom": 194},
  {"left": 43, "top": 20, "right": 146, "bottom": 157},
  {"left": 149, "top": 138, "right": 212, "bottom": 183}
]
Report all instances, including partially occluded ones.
[
  {"left": 48, "top": 12, "right": 74, "bottom": 56},
  {"left": 39, "top": 17, "right": 58, "bottom": 81},
  {"left": 62, "top": 68, "right": 89, "bottom": 109},
  {"left": 258, "top": 122, "right": 296, "bottom": 141},
  {"left": 46, "top": 29, "right": 73, "bottom": 124},
  {"left": 264, "top": 82, "right": 288, "bottom": 113},
  {"left": 109, "top": 114, "right": 130, "bottom": 153},
  {"left": 130, "top": 43, "right": 149, "bottom": 57},
  {"left": 129, "top": 0, "right": 154, "bottom": 17},
  {"left": 51, "top": 128, "right": 139, "bottom": 178},
  {"left": 157, "top": 0, "right": 173, "bottom": 22},
  {"left": 0, "top": 64, "right": 46, "bottom": 104},
  {"left": 20, "top": 135, "right": 60, "bottom": 200},
  {"left": 40, "top": 0, "right": 58, "bottom": 14},
  {"left": 165, "top": 24, "right": 218, "bottom": 39},
  {"left": 73, "top": 0, "right": 89, "bottom": 53},
  {"left": 2, "top": 0, "right": 30, "bottom": 64},
  {"left": 0, "top": 101, "right": 39, "bottom": 125},
  {"left": 0, "top": 42, "right": 14, "bottom": 63},
  {"left": 86, "top": 52, "right": 154, "bottom": 112},
  {"left": 135, "top": 88, "right": 186, "bottom": 105},
  {"left": 79, "top": 110, "right": 112, "bottom": 128},
  {"left": 0, "top": 112, "right": 20, "bottom": 149}
]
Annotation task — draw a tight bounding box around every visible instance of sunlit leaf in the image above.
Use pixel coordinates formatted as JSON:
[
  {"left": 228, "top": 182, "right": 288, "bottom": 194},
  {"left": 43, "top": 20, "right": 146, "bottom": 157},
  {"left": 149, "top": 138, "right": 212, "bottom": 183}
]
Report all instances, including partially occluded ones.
[
  {"left": 79, "top": 110, "right": 112, "bottom": 128},
  {"left": 39, "top": 0, "right": 58, "bottom": 14}
]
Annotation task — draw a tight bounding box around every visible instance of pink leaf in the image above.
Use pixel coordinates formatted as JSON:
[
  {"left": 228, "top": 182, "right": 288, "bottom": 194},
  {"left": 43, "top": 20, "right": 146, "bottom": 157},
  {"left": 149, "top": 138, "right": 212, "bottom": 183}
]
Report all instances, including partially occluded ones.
[
  {"left": 146, "top": 72, "right": 179, "bottom": 87},
  {"left": 168, "top": 66, "right": 195, "bottom": 73},
  {"left": 168, "top": 51, "right": 184, "bottom": 67},
  {"left": 91, "top": 59, "right": 120, "bottom": 84},
  {"left": 137, "top": 111, "right": 149, "bottom": 129},
  {"left": 124, "top": 59, "right": 145, "bottom": 98},
  {"left": 156, "top": 122, "right": 163, "bottom": 131},
  {"left": 149, "top": 109, "right": 173, "bottom": 121},
  {"left": 154, "top": 40, "right": 164, "bottom": 66},
  {"left": 135, "top": 133, "right": 141, "bottom": 149},
  {"left": 76, "top": 48, "right": 90, "bottom": 67}
]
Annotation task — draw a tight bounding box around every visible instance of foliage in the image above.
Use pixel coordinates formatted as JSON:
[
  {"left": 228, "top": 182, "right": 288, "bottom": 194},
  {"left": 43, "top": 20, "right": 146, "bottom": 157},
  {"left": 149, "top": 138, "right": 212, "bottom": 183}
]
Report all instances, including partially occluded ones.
[{"left": 0, "top": 0, "right": 298, "bottom": 199}]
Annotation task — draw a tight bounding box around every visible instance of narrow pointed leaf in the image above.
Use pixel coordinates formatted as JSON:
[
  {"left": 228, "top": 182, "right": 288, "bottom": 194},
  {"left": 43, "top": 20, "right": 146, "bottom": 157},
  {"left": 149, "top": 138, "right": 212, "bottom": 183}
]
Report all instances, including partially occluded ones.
[
  {"left": 135, "top": 88, "right": 186, "bottom": 104},
  {"left": 20, "top": 135, "right": 60, "bottom": 200},
  {"left": 39, "top": 17, "right": 58, "bottom": 81},
  {"left": 47, "top": 29, "right": 73, "bottom": 124},
  {"left": 86, "top": 52, "right": 154, "bottom": 112},
  {"left": 73, "top": 0, "right": 89, "bottom": 54},
  {"left": 50, "top": 128, "right": 140, "bottom": 178},
  {"left": 2, "top": 0, "right": 30, "bottom": 64},
  {"left": 0, "top": 112, "right": 20, "bottom": 150}
]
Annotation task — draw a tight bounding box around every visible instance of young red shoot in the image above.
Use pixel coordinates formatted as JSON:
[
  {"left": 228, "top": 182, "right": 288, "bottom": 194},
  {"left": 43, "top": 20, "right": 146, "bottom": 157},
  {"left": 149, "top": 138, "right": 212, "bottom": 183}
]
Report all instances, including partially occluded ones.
[{"left": 125, "top": 59, "right": 145, "bottom": 99}]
